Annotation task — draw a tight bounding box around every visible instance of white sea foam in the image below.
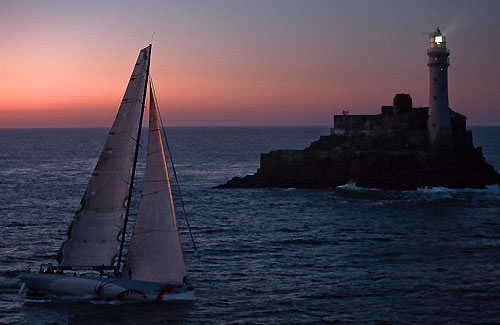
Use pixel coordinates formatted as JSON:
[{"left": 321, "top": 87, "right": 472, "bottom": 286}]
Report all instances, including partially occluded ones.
[
  {"left": 414, "top": 186, "right": 454, "bottom": 193},
  {"left": 337, "top": 182, "right": 500, "bottom": 194},
  {"left": 335, "top": 182, "right": 500, "bottom": 204},
  {"left": 336, "top": 182, "right": 378, "bottom": 191}
]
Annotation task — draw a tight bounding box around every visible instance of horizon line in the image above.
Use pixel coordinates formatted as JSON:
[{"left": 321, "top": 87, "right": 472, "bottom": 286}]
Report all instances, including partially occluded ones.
[
  {"left": 0, "top": 125, "right": 332, "bottom": 130},
  {"left": 1, "top": 124, "right": 499, "bottom": 130}
]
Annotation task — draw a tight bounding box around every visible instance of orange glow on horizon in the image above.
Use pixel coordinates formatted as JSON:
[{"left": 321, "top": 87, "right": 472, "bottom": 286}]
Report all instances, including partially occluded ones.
[{"left": 1, "top": 1, "right": 500, "bottom": 127}]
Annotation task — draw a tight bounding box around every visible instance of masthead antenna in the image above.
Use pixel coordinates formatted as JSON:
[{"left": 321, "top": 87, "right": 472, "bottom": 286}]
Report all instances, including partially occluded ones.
[{"left": 150, "top": 32, "right": 155, "bottom": 45}]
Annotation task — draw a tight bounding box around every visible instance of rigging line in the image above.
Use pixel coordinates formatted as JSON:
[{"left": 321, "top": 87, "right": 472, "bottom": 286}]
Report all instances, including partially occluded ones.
[{"left": 149, "top": 77, "right": 209, "bottom": 276}]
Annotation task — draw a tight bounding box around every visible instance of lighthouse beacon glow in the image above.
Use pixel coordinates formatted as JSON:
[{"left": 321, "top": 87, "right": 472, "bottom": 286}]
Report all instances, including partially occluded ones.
[{"left": 427, "top": 27, "right": 453, "bottom": 154}]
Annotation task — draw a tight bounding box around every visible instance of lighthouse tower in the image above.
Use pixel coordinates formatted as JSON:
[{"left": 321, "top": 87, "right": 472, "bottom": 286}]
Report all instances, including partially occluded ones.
[{"left": 427, "top": 27, "right": 453, "bottom": 154}]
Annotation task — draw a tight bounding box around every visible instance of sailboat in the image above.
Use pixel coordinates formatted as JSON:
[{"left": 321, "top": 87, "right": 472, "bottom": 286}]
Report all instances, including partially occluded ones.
[{"left": 19, "top": 44, "right": 195, "bottom": 302}]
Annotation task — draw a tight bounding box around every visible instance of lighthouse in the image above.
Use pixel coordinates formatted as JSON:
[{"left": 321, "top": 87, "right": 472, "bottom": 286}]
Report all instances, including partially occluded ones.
[{"left": 427, "top": 27, "right": 453, "bottom": 154}]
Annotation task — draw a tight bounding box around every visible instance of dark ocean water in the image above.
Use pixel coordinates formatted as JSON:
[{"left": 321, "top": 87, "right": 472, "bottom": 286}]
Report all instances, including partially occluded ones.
[{"left": 1, "top": 126, "right": 500, "bottom": 324}]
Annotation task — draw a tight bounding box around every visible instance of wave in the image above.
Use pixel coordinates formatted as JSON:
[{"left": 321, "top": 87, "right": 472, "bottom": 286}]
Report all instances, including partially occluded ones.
[
  {"left": 279, "top": 238, "right": 333, "bottom": 246},
  {"left": 337, "top": 182, "right": 500, "bottom": 193},
  {"left": 4, "top": 222, "right": 29, "bottom": 228},
  {"left": 336, "top": 182, "right": 377, "bottom": 191},
  {"left": 333, "top": 182, "right": 500, "bottom": 205},
  {"left": 415, "top": 184, "right": 500, "bottom": 194}
]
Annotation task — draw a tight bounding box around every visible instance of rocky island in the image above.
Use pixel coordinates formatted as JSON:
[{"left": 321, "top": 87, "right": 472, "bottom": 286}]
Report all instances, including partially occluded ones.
[
  {"left": 217, "top": 94, "right": 500, "bottom": 190},
  {"left": 217, "top": 29, "right": 500, "bottom": 191}
]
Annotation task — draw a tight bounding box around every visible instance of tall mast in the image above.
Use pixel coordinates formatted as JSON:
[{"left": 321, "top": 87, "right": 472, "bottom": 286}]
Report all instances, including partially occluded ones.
[{"left": 116, "top": 43, "right": 152, "bottom": 273}]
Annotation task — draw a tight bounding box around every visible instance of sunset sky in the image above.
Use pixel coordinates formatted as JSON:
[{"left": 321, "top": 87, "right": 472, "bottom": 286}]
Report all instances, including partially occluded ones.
[{"left": 1, "top": 0, "right": 499, "bottom": 127}]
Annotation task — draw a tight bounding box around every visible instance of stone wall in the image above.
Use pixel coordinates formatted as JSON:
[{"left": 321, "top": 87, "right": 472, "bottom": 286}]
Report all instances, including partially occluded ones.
[{"left": 332, "top": 108, "right": 428, "bottom": 136}]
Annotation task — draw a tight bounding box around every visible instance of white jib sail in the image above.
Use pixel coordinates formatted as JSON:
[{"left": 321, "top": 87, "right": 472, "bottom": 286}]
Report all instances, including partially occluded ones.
[
  {"left": 123, "top": 87, "right": 186, "bottom": 284},
  {"left": 58, "top": 46, "right": 151, "bottom": 267}
]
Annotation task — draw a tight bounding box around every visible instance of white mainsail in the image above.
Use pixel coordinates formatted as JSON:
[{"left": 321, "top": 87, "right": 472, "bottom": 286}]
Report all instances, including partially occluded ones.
[
  {"left": 58, "top": 45, "right": 151, "bottom": 267},
  {"left": 123, "top": 87, "right": 186, "bottom": 284}
]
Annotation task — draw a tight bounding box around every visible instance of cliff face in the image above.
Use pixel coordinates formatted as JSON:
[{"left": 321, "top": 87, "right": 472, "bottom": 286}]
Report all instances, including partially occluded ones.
[{"left": 217, "top": 109, "right": 500, "bottom": 190}]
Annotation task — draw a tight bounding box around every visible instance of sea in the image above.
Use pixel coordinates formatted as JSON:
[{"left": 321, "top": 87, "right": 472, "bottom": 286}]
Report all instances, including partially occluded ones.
[{"left": 0, "top": 126, "right": 499, "bottom": 324}]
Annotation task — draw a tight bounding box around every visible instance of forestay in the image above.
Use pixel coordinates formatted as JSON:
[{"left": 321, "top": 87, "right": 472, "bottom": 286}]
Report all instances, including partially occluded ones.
[
  {"left": 123, "top": 87, "right": 186, "bottom": 284},
  {"left": 57, "top": 46, "right": 151, "bottom": 267}
]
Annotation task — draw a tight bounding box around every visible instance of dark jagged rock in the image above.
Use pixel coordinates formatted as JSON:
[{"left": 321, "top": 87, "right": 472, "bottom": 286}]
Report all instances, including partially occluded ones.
[{"left": 216, "top": 108, "right": 500, "bottom": 190}]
